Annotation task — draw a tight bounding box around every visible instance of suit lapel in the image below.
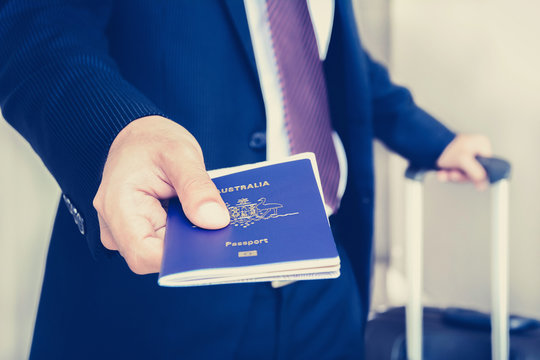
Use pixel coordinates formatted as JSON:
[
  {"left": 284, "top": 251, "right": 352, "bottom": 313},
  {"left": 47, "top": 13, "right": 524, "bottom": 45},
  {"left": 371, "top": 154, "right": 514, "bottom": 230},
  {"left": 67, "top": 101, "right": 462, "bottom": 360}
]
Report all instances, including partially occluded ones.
[{"left": 222, "top": 0, "right": 258, "bottom": 77}]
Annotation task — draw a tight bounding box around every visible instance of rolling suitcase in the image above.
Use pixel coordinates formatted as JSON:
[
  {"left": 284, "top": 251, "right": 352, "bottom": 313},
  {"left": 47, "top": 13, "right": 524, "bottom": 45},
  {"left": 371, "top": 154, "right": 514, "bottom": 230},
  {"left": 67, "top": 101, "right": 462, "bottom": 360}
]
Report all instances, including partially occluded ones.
[{"left": 365, "top": 157, "right": 540, "bottom": 359}]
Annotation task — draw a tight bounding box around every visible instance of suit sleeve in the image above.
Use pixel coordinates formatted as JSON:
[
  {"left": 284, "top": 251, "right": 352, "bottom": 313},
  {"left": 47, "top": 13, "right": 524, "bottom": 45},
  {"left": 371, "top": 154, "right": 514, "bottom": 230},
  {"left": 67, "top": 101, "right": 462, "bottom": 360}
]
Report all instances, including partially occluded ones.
[
  {"left": 367, "top": 53, "right": 456, "bottom": 168},
  {"left": 0, "top": 0, "right": 165, "bottom": 257}
]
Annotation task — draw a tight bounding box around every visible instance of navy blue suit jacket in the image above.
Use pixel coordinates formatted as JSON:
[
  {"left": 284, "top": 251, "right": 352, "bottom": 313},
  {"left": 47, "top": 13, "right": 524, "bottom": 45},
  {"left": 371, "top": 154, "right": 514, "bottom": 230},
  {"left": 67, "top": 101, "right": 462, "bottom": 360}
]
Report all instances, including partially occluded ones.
[{"left": 0, "top": 0, "right": 455, "bottom": 358}]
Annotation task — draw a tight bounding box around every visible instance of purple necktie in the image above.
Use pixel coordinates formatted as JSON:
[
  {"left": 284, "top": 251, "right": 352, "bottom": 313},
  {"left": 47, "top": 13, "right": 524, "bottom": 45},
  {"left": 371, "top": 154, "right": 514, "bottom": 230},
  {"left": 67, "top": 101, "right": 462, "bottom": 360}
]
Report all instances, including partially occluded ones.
[{"left": 266, "top": 0, "right": 340, "bottom": 211}]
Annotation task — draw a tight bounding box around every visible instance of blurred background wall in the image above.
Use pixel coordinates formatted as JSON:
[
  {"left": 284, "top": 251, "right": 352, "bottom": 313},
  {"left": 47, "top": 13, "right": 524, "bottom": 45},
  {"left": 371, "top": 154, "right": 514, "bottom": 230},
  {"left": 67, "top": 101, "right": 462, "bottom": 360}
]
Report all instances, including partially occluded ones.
[
  {"left": 1, "top": 0, "right": 539, "bottom": 358},
  {"left": 0, "top": 120, "right": 59, "bottom": 359}
]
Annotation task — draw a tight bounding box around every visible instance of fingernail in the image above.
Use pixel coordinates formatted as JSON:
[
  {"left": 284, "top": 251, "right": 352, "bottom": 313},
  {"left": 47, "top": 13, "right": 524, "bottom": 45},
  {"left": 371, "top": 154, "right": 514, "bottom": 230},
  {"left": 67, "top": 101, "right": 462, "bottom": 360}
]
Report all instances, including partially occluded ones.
[{"left": 196, "top": 202, "right": 230, "bottom": 229}]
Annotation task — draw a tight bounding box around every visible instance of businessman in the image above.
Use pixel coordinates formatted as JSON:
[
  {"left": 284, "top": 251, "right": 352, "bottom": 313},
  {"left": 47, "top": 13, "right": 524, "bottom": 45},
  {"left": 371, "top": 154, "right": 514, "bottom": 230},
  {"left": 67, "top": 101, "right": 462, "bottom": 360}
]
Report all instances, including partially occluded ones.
[{"left": 0, "top": 0, "right": 491, "bottom": 358}]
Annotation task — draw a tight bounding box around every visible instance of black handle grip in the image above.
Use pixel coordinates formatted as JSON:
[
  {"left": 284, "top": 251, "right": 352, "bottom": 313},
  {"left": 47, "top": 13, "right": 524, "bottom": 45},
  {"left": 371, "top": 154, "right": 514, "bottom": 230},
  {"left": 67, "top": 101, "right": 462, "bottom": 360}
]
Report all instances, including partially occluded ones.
[{"left": 405, "top": 156, "right": 511, "bottom": 184}]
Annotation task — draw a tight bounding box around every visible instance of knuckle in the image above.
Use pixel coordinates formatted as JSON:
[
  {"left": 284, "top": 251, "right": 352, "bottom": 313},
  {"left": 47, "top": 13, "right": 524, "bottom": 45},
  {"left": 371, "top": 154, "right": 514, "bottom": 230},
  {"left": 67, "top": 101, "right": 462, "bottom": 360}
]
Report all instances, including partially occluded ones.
[
  {"left": 457, "top": 154, "right": 470, "bottom": 167},
  {"left": 101, "top": 190, "right": 127, "bottom": 221},
  {"left": 124, "top": 250, "right": 147, "bottom": 275},
  {"left": 101, "top": 237, "right": 116, "bottom": 251},
  {"left": 450, "top": 171, "right": 462, "bottom": 181},
  {"left": 464, "top": 139, "right": 475, "bottom": 152},
  {"left": 124, "top": 244, "right": 158, "bottom": 275},
  {"left": 181, "top": 175, "right": 216, "bottom": 196},
  {"left": 100, "top": 198, "right": 114, "bottom": 221},
  {"left": 159, "top": 139, "right": 203, "bottom": 166},
  {"left": 93, "top": 192, "right": 103, "bottom": 213},
  {"left": 181, "top": 145, "right": 203, "bottom": 163},
  {"left": 471, "top": 167, "right": 485, "bottom": 179},
  {"left": 480, "top": 135, "right": 489, "bottom": 143},
  {"left": 480, "top": 136, "right": 492, "bottom": 151},
  {"left": 471, "top": 134, "right": 491, "bottom": 152},
  {"left": 93, "top": 188, "right": 116, "bottom": 220},
  {"left": 473, "top": 134, "right": 488, "bottom": 144}
]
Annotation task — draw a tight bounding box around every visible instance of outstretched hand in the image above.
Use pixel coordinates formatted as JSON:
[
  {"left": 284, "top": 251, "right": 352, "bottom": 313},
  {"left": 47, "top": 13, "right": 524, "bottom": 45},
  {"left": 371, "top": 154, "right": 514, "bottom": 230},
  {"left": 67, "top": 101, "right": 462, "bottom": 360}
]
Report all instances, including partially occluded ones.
[
  {"left": 436, "top": 134, "right": 492, "bottom": 190},
  {"left": 93, "top": 116, "right": 230, "bottom": 274}
]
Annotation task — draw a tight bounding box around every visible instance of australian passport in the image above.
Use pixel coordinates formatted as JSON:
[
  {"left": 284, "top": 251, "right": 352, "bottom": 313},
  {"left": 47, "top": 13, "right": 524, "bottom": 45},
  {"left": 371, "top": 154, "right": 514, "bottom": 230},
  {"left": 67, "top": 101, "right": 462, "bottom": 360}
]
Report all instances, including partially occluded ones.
[{"left": 158, "top": 153, "right": 340, "bottom": 286}]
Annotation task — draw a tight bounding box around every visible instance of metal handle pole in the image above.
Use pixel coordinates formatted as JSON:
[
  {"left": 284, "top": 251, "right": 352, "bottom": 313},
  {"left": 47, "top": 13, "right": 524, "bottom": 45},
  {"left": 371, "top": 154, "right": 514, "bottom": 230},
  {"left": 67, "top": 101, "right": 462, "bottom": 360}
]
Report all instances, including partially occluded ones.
[
  {"left": 491, "top": 179, "right": 510, "bottom": 360},
  {"left": 405, "top": 178, "right": 424, "bottom": 360}
]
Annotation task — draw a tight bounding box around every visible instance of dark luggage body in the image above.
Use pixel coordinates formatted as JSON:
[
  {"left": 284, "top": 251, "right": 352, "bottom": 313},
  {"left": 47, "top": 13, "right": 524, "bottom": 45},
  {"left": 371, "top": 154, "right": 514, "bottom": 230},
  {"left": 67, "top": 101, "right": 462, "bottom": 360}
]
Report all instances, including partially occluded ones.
[{"left": 365, "top": 307, "right": 540, "bottom": 360}]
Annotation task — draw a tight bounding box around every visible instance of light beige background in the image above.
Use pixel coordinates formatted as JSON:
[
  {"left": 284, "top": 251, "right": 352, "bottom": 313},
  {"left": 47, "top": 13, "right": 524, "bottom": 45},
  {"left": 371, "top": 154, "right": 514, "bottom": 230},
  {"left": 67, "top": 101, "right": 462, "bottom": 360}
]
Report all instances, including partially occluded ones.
[
  {"left": 0, "top": 120, "right": 59, "bottom": 359},
  {"left": 387, "top": 0, "right": 540, "bottom": 319},
  {"left": 1, "top": 0, "right": 539, "bottom": 358}
]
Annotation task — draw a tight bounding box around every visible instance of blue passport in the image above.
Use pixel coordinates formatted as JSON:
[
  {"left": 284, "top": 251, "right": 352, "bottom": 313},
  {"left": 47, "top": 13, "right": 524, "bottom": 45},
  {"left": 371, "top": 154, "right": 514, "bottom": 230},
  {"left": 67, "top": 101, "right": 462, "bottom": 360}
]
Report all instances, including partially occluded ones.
[{"left": 158, "top": 153, "right": 340, "bottom": 287}]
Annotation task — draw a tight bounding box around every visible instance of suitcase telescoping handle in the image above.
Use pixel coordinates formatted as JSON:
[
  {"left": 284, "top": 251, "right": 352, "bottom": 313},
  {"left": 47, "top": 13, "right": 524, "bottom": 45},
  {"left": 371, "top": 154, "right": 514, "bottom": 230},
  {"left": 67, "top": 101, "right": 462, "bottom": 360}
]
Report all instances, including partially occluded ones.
[{"left": 404, "top": 156, "right": 511, "bottom": 360}]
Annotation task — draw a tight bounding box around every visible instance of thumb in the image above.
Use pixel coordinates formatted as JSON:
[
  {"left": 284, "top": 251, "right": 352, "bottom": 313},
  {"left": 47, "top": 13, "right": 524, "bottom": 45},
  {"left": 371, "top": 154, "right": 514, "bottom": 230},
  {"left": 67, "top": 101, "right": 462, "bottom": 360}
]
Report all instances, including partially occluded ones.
[{"left": 161, "top": 148, "right": 230, "bottom": 229}]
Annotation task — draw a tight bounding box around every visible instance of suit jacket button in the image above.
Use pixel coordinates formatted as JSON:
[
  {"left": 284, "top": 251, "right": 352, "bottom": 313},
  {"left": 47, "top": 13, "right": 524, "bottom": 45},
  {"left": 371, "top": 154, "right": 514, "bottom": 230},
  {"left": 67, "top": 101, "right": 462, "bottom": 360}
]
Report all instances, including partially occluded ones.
[
  {"left": 62, "top": 194, "right": 74, "bottom": 214},
  {"left": 249, "top": 131, "right": 266, "bottom": 151},
  {"left": 74, "top": 213, "right": 85, "bottom": 235},
  {"left": 62, "top": 194, "right": 85, "bottom": 235}
]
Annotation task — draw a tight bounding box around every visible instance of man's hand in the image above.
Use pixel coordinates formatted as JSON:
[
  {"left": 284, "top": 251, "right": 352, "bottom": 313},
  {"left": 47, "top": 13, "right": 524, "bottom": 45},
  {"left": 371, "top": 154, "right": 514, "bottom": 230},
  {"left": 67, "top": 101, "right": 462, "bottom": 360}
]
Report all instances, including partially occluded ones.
[
  {"left": 93, "top": 116, "right": 230, "bottom": 275},
  {"left": 436, "top": 134, "right": 492, "bottom": 190}
]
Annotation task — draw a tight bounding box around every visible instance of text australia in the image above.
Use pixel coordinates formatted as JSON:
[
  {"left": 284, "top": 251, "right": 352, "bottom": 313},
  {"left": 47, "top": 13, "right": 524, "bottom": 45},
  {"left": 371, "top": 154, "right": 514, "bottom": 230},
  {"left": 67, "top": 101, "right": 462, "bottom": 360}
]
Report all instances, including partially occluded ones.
[{"left": 219, "top": 181, "right": 270, "bottom": 194}]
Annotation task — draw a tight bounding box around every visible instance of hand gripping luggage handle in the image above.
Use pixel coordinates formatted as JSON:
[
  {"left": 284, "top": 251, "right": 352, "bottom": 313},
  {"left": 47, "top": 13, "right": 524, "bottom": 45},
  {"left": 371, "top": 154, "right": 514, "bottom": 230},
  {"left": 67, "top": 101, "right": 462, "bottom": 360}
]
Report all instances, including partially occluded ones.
[
  {"left": 405, "top": 156, "right": 511, "bottom": 183},
  {"left": 403, "top": 156, "right": 511, "bottom": 360}
]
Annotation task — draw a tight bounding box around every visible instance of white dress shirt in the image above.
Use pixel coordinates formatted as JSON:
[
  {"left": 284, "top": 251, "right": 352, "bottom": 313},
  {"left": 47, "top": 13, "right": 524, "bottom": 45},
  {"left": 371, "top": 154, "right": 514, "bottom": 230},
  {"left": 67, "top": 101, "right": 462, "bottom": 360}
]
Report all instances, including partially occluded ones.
[{"left": 244, "top": 0, "right": 347, "bottom": 215}]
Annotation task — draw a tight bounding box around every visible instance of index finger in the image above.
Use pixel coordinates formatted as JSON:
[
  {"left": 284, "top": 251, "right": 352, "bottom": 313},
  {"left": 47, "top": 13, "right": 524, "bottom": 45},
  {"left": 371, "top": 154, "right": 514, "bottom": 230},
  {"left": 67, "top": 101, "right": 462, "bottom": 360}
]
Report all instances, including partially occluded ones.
[{"left": 105, "top": 192, "right": 167, "bottom": 275}]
